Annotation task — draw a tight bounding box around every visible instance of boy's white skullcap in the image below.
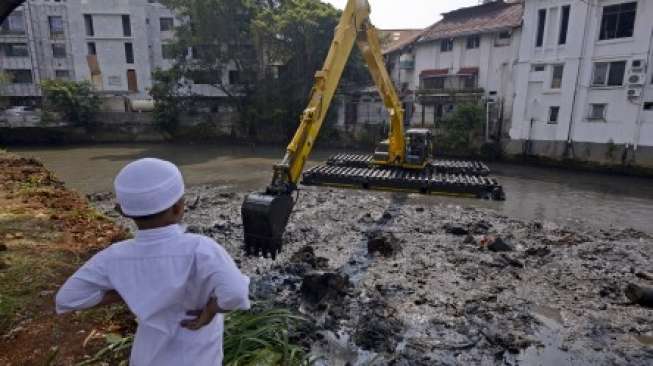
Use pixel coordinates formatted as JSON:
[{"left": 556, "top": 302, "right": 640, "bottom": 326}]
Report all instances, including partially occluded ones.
[{"left": 114, "top": 158, "right": 185, "bottom": 217}]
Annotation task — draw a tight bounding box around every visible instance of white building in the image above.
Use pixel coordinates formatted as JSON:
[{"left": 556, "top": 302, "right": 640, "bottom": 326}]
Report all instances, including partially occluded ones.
[
  {"left": 338, "top": 1, "right": 523, "bottom": 140},
  {"left": 0, "top": 0, "right": 234, "bottom": 103},
  {"left": 509, "top": 0, "right": 653, "bottom": 164}
]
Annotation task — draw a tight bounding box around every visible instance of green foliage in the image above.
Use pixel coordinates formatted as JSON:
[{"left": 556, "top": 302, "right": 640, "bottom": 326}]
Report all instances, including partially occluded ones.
[
  {"left": 75, "top": 307, "right": 311, "bottom": 366},
  {"left": 149, "top": 67, "right": 191, "bottom": 133},
  {"left": 158, "top": 0, "right": 360, "bottom": 140},
  {"left": 41, "top": 80, "right": 100, "bottom": 126},
  {"left": 438, "top": 103, "right": 485, "bottom": 155}
]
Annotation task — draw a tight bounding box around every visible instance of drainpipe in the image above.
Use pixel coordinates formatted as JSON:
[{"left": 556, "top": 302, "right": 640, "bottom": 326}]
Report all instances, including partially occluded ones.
[
  {"left": 632, "top": 27, "right": 653, "bottom": 152},
  {"left": 564, "top": 1, "right": 592, "bottom": 159}
]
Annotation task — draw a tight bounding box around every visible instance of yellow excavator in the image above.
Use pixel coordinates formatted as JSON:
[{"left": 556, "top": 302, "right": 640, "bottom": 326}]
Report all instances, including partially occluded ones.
[{"left": 241, "top": 0, "right": 504, "bottom": 257}]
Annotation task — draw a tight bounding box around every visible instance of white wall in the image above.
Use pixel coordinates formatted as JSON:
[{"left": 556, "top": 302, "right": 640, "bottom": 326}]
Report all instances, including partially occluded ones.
[{"left": 511, "top": 0, "right": 653, "bottom": 148}]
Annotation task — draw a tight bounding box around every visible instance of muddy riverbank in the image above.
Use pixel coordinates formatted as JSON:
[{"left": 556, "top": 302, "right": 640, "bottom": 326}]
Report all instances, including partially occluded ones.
[{"left": 91, "top": 184, "right": 653, "bottom": 365}]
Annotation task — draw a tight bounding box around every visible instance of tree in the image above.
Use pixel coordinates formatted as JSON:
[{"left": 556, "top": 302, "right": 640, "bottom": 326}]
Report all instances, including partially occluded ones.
[
  {"left": 41, "top": 80, "right": 100, "bottom": 126},
  {"left": 439, "top": 103, "right": 485, "bottom": 155},
  {"left": 158, "top": 0, "right": 360, "bottom": 139},
  {"left": 150, "top": 67, "right": 192, "bottom": 133}
]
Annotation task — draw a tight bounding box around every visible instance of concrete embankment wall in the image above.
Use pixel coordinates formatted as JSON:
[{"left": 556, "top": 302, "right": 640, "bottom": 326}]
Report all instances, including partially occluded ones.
[{"left": 504, "top": 139, "right": 653, "bottom": 172}]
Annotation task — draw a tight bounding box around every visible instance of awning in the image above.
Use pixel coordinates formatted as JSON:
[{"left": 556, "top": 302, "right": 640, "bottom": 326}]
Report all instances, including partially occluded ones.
[
  {"left": 457, "top": 67, "right": 479, "bottom": 75},
  {"left": 420, "top": 68, "right": 449, "bottom": 79}
]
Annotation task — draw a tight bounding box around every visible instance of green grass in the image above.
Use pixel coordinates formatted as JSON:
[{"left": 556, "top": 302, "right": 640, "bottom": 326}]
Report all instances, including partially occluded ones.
[{"left": 75, "top": 307, "right": 312, "bottom": 366}]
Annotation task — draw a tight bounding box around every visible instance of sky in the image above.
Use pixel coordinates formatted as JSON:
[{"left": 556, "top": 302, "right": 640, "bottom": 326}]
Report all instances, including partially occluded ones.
[{"left": 323, "top": 0, "right": 479, "bottom": 29}]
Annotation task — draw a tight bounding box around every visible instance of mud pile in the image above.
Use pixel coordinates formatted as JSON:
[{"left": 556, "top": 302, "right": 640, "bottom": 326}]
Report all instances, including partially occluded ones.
[{"left": 91, "top": 185, "right": 653, "bottom": 365}]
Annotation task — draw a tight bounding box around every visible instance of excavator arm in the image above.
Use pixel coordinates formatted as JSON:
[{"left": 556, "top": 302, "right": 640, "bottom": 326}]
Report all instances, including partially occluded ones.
[{"left": 242, "top": 0, "right": 406, "bottom": 257}]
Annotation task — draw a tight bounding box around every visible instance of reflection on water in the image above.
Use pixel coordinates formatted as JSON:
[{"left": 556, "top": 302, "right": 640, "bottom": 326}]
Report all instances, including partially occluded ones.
[{"left": 9, "top": 143, "right": 653, "bottom": 234}]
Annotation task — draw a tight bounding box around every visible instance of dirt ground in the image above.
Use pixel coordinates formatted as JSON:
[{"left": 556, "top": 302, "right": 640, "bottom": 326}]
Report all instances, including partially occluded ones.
[
  {"left": 2, "top": 150, "right": 652, "bottom": 365},
  {"left": 0, "top": 152, "right": 131, "bottom": 366},
  {"left": 91, "top": 184, "right": 653, "bottom": 365}
]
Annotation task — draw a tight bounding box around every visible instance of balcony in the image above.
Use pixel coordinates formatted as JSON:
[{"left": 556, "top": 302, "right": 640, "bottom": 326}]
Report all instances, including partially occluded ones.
[{"left": 417, "top": 68, "right": 484, "bottom": 103}]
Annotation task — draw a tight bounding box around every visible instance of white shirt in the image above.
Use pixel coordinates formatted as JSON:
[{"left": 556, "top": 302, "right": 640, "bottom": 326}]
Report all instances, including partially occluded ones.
[{"left": 56, "top": 224, "right": 251, "bottom": 366}]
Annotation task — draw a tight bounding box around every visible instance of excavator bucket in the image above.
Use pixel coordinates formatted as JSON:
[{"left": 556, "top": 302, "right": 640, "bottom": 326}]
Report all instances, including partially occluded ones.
[{"left": 241, "top": 192, "right": 295, "bottom": 258}]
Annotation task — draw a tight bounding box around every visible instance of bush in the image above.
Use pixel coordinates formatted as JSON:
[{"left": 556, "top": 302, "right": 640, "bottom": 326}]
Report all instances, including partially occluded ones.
[
  {"left": 41, "top": 80, "right": 101, "bottom": 126},
  {"left": 439, "top": 103, "right": 485, "bottom": 156}
]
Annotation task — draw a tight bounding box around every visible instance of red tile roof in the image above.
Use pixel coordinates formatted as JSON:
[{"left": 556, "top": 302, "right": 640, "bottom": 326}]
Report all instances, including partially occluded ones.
[
  {"left": 419, "top": 1, "right": 523, "bottom": 43},
  {"left": 379, "top": 29, "right": 423, "bottom": 53}
]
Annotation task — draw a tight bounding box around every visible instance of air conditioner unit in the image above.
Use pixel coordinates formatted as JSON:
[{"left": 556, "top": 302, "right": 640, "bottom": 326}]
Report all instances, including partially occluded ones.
[
  {"left": 627, "top": 72, "right": 646, "bottom": 85},
  {"left": 627, "top": 87, "right": 642, "bottom": 98},
  {"left": 631, "top": 59, "right": 647, "bottom": 73}
]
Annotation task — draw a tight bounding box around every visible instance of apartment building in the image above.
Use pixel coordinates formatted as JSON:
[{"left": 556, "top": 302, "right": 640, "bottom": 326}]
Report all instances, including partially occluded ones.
[
  {"left": 509, "top": 0, "right": 653, "bottom": 163},
  {"left": 0, "top": 0, "right": 233, "bottom": 103},
  {"left": 338, "top": 0, "right": 523, "bottom": 137}
]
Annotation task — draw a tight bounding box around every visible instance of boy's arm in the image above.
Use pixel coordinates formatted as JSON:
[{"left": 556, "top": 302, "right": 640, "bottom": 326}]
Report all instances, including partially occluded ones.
[
  {"left": 197, "top": 240, "right": 251, "bottom": 311},
  {"left": 55, "top": 251, "right": 118, "bottom": 314}
]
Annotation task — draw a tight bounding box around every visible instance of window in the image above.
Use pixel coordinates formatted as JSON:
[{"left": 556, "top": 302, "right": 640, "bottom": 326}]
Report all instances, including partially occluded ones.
[
  {"left": 1, "top": 12, "right": 26, "bottom": 34},
  {"left": 124, "top": 42, "right": 134, "bottom": 63},
  {"left": 548, "top": 106, "right": 560, "bottom": 124},
  {"left": 122, "top": 15, "right": 131, "bottom": 37},
  {"left": 84, "top": 14, "right": 94, "bottom": 36},
  {"left": 55, "top": 70, "right": 70, "bottom": 80},
  {"left": 592, "top": 61, "right": 626, "bottom": 87},
  {"left": 643, "top": 102, "right": 653, "bottom": 111},
  {"left": 551, "top": 64, "right": 564, "bottom": 89},
  {"left": 531, "top": 64, "right": 546, "bottom": 72},
  {"left": 440, "top": 39, "right": 453, "bottom": 52},
  {"left": 588, "top": 103, "right": 607, "bottom": 120},
  {"left": 229, "top": 70, "right": 241, "bottom": 85},
  {"left": 466, "top": 35, "right": 480, "bottom": 49},
  {"left": 599, "top": 2, "right": 637, "bottom": 40},
  {"left": 189, "top": 69, "right": 219, "bottom": 84},
  {"left": 6, "top": 69, "right": 33, "bottom": 84},
  {"left": 48, "top": 16, "right": 64, "bottom": 39},
  {"left": 4, "top": 43, "right": 29, "bottom": 57},
  {"left": 160, "top": 17, "right": 174, "bottom": 32},
  {"left": 87, "top": 42, "right": 96, "bottom": 55},
  {"left": 161, "top": 44, "right": 175, "bottom": 59},
  {"left": 536, "top": 9, "right": 546, "bottom": 47},
  {"left": 495, "top": 31, "right": 511, "bottom": 46},
  {"left": 422, "top": 77, "right": 445, "bottom": 90},
  {"left": 462, "top": 75, "right": 477, "bottom": 89},
  {"left": 559, "top": 5, "right": 570, "bottom": 45},
  {"left": 52, "top": 43, "right": 66, "bottom": 58}
]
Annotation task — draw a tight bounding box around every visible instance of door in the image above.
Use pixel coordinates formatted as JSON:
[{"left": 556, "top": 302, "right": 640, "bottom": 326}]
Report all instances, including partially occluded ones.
[{"left": 127, "top": 69, "right": 138, "bottom": 92}]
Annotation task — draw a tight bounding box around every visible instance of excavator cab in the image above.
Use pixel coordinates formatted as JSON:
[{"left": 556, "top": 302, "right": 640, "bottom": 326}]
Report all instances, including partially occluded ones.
[{"left": 404, "top": 129, "right": 433, "bottom": 168}]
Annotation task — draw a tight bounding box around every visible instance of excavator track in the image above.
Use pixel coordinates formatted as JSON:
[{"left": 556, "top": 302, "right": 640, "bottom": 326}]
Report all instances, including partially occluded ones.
[
  {"left": 326, "top": 153, "right": 491, "bottom": 176},
  {"left": 302, "top": 164, "right": 505, "bottom": 200}
]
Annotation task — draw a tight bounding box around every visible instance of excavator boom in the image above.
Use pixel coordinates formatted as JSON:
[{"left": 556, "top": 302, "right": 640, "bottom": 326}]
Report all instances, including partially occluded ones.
[{"left": 242, "top": 0, "right": 406, "bottom": 257}]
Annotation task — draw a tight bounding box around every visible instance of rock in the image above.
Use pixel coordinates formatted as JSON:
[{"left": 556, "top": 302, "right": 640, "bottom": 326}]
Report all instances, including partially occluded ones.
[
  {"left": 444, "top": 224, "right": 469, "bottom": 236},
  {"left": 186, "top": 225, "right": 204, "bottom": 234},
  {"left": 382, "top": 212, "right": 393, "bottom": 220},
  {"left": 366, "top": 231, "right": 401, "bottom": 257},
  {"left": 415, "top": 207, "right": 425, "bottom": 212},
  {"left": 500, "top": 254, "right": 524, "bottom": 268},
  {"left": 635, "top": 272, "right": 653, "bottom": 281},
  {"left": 487, "top": 237, "right": 513, "bottom": 252},
  {"left": 187, "top": 195, "right": 201, "bottom": 210},
  {"left": 4, "top": 234, "right": 14, "bottom": 240},
  {"left": 463, "top": 235, "right": 476, "bottom": 244},
  {"left": 39, "top": 290, "right": 55, "bottom": 298},
  {"left": 0, "top": 244, "right": 7, "bottom": 252},
  {"left": 212, "top": 220, "right": 228, "bottom": 230},
  {"left": 13, "top": 232, "right": 24, "bottom": 239},
  {"left": 470, "top": 220, "right": 492, "bottom": 234},
  {"left": 290, "top": 246, "right": 317, "bottom": 267},
  {"left": 219, "top": 192, "right": 236, "bottom": 199},
  {"left": 300, "top": 271, "right": 350, "bottom": 304},
  {"left": 354, "top": 299, "right": 403, "bottom": 353},
  {"left": 625, "top": 283, "right": 653, "bottom": 308},
  {"left": 526, "top": 247, "right": 551, "bottom": 257},
  {"left": 0, "top": 260, "right": 8, "bottom": 270}
]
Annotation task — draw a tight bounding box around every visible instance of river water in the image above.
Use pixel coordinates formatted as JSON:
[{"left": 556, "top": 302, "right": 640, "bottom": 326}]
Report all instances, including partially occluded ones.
[{"left": 8, "top": 143, "right": 653, "bottom": 234}]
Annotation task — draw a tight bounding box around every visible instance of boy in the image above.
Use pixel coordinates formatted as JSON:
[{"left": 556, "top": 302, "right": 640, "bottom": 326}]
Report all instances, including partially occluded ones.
[{"left": 56, "top": 158, "right": 250, "bottom": 366}]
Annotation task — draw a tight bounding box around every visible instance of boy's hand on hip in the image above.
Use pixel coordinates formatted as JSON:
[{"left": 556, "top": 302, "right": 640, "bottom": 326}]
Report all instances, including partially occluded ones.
[{"left": 181, "top": 297, "right": 228, "bottom": 330}]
